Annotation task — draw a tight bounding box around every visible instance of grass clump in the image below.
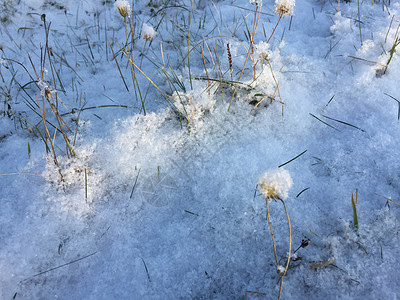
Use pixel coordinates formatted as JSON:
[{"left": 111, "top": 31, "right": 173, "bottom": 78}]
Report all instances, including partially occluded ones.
[
  {"left": 2, "top": 13, "right": 80, "bottom": 180},
  {"left": 2, "top": 0, "right": 297, "bottom": 178}
]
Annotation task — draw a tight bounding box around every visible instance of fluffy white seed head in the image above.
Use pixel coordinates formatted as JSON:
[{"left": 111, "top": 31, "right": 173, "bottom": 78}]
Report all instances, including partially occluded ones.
[
  {"left": 258, "top": 168, "right": 293, "bottom": 200},
  {"left": 142, "top": 23, "right": 156, "bottom": 41},
  {"left": 275, "top": 0, "right": 295, "bottom": 16},
  {"left": 114, "top": 0, "right": 131, "bottom": 18}
]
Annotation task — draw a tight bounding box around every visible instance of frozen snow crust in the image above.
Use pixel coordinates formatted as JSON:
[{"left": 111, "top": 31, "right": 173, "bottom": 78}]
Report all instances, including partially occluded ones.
[{"left": 1, "top": 0, "right": 400, "bottom": 299}]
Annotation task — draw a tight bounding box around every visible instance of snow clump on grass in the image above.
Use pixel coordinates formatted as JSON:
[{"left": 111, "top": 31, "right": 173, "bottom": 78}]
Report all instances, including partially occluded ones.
[
  {"left": 277, "top": 264, "right": 286, "bottom": 275},
  {"left": 114, "top": 0, "right": 131, "bottom": 18},
  {"left": 258, "top": 168, "right": 293, "bottom": 200},
  {"left": 142, "top": 23, "right": 156, "bottom": 41},
  {"left": 275, "top": 0, "right": 295, "bottom": 16},
  {"left": 38, "top": 79, "right": 55, "bottom": 99},
  {"left": 254, "top": 41, "right": 272, "bottom": 62}
]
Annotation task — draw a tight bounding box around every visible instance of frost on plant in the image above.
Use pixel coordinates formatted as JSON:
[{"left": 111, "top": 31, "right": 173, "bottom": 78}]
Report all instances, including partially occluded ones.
[
  {"left": 142, "top": 23, "right": 156, "bottom": 41},
  {"left": 114, "top": 0, "right": 131, "bottom": 18},
  {"left": 38, "top": 79, "right": 55, "bottom": 99},
  {"left": 275, "top": 0, "right": 295, "bottom": 16},
  {"left": 258, "top": 168, "right": 293, "bottom": 200},
  {"left": 254, "top": 41, "right": 272, "bottom": 64},
  {"left": 277, "top": 264, "right": 286, "bottom": 275}
]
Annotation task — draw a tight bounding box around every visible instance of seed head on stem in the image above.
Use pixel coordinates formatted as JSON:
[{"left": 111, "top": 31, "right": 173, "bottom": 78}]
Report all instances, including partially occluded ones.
[
  {"left": 114, "top": 0, "right": 131, "bottom": 18},
  {"left": 275, "top": 0, "right": 295, "bottom": 17},
  {"left": 258, "top": 168, "right": 293, "bottom": 201}
]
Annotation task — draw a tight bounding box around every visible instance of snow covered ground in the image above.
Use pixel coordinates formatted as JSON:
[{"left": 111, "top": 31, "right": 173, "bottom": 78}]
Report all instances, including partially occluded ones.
[{"left": 1, "top": 0, "right": 400, "bottom": 299}]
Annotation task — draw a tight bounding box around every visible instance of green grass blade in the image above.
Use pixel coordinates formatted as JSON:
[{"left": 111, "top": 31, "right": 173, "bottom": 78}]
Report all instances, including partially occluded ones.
[{"left": 352, "top": 192, "right": 358, "bottom": 231}]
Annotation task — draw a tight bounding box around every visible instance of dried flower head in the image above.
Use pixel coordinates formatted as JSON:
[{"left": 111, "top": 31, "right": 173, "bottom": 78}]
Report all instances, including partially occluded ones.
[
  {"left": 275, "top": 0, "right": 295, "bottom": 16},
  {"left": 142, "top": 23, "right": 156, "bottom": 41},
  {"left": 258, "top": 168, "right": 293, "bottom": 200},
  {"left": 114, "top": 0, "right": 131, "bottom": 18}
]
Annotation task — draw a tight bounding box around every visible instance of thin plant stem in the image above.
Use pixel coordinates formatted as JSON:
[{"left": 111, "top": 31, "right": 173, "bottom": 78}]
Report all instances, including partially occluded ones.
[
  {"left": 265, "top": 195, "right": 292, "bottom": 300},
  {"left": 277, "top": 198, "right": 291, "bottom": 300},
  {"left": 266, "top": 198, "right": 279, "bottom": 266},
  {"left": 279, "top": 199, "right": 291, "bottom": 277},
  {"left": 109, "top": 41, "right": 129, "bottom": 92},
  {"left": 140, "top": 40, "right": 147, "bottom": 68},
  {"left": 267, "top": 14, "right": 282, "bottom": 44},
  {"left": 178, "top": 35, "right": 249, "bottom": 69},
  {"left": 228, "top": 1, "right": 262, "bottom": 111},
  {"left": 123, "top": 52, "right": 170, "bottom": 100},
  {"left": 188, "top": 0, "right": 194, "bottom": 90},
  {"left": 131, "top": 1, "right": 135, "bottom": 57},
  {"left": 357, "top": 0, "right": 362, "bottom": 46},
  {"left": 104, "top": 0, "right": 108, "bottom": 61},
  {"left": 124, "top": 16, "right": 129, "bottom": 53},
  {"left": 266, "top": 58, "right": 283, "bottom": 115},
  {"left": 278, "top": 277, "right": 285, "bottom": 300}
]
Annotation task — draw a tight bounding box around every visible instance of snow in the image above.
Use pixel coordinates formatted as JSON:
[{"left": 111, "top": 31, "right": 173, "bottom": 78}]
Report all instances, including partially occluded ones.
[{"left": 1, "top": 0, "right": 400, "bottom": 299}]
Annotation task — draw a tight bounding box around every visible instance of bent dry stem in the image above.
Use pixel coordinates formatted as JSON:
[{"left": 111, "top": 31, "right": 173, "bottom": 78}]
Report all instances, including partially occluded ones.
[{"left": 265, "top": 195, "right": 292, "bottom": 300}]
